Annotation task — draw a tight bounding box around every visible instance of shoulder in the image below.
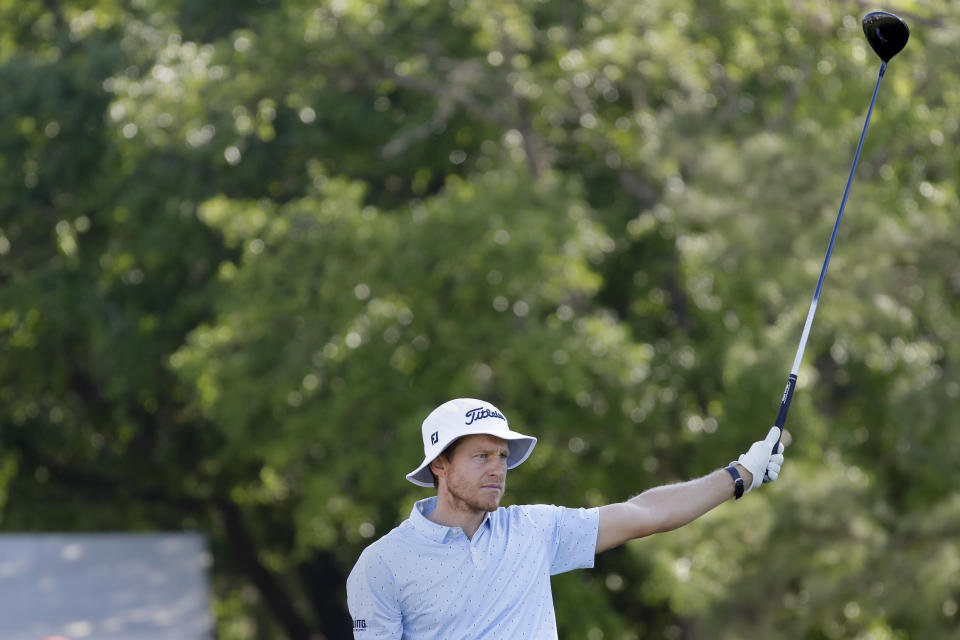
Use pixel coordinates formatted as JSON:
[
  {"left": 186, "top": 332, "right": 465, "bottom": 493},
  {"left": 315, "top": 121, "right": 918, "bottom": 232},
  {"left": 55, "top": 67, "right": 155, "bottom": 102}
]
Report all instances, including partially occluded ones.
[
  {"left": 498, "top": 503, "right": 599, "bottom": 535},
  {"left": 348, "top": 543, "right": 389, "bottom": 585},
  {"left": 502, "top": 503, "right": 562, "bottom": 521},
  {"left": 494, "top": 503, "right": 565, "bottom": 532},
  {"left": 348, "top": 520, "right": 413, "bottom": 583}
]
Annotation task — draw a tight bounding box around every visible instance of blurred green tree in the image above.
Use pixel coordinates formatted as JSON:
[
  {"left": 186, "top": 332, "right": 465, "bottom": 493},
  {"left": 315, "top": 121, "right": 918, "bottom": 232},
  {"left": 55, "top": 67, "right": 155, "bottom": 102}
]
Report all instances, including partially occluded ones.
[{"left": 2, "top": 0, "right": 959, "bottom": 638}]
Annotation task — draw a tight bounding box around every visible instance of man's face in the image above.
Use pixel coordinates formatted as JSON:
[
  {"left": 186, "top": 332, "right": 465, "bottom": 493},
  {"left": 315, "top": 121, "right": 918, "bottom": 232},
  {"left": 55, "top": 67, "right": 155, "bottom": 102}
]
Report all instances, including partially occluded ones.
[{"left": 435, "top": 434, "right": 510, "bottom": 513}]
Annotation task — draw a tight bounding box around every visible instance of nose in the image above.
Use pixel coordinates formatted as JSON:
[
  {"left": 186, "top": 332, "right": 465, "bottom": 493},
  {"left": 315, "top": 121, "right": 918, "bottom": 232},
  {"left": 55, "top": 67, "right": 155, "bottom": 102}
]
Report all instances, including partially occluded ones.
[{"left": 486, "top": 457, "right": 507, "bottom": 478}]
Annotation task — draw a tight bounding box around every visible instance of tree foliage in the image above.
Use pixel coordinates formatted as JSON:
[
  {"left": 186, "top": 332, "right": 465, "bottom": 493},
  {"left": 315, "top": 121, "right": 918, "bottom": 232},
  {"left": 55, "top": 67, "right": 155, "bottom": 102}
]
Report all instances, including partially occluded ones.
[{"left": 2, "top": 1, "right": 959, "bottom": 638}]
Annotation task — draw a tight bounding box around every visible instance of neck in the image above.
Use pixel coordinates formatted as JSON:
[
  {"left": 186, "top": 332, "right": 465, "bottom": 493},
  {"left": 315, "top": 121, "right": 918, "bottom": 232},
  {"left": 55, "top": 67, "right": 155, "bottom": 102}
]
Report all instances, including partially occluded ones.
[{"left": 426, "top": 490, "right": 489, "bottom": 539}]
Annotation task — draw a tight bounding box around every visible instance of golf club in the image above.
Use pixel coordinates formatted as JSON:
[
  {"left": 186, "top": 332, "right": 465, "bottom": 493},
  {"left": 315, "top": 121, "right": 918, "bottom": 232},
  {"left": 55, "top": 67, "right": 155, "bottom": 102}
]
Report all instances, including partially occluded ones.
[{"left": 766, "top": 11, "right": 909, "bottom": 468}]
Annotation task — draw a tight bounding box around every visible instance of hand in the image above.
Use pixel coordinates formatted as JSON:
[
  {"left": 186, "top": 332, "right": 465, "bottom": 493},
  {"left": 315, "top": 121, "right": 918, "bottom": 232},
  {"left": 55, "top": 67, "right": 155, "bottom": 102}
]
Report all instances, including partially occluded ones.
[{"left": 735, "top": 426, "right": 786, "bottom": 493}]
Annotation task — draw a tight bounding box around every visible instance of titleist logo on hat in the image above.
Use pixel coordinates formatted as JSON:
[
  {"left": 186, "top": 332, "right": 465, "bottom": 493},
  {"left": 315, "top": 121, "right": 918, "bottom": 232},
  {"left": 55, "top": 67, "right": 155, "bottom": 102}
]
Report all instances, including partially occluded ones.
[{"left": 464, "top": 406, "right": 506, "bottom": 425}]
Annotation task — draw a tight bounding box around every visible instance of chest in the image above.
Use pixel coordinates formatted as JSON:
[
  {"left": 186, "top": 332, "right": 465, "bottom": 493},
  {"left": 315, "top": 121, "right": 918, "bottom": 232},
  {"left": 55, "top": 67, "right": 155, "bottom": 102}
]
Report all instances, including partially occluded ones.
[{"left": 394, "top": 527, "right": 552, "bottom": 633}]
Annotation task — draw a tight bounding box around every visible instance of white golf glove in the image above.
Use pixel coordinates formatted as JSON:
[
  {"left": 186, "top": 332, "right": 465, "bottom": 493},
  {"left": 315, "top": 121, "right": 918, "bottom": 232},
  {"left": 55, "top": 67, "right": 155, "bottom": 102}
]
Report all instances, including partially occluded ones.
[{"left": 734, "top": 426, "right": 786, "bottom": 493}]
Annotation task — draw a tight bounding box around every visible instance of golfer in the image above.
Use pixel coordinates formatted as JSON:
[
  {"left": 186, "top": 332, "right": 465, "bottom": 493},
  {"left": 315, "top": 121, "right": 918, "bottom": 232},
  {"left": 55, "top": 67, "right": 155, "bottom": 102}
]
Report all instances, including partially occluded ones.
[{"left": 347, "top": 398, "right": 785, "bottom": 638}]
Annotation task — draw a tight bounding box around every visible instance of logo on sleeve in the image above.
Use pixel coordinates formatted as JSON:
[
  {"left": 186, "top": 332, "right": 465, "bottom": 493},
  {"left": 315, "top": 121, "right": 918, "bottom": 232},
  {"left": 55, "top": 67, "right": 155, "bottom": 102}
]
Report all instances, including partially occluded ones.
[{"left": 353, "top": 619, "right": 367, "bottom": 631}]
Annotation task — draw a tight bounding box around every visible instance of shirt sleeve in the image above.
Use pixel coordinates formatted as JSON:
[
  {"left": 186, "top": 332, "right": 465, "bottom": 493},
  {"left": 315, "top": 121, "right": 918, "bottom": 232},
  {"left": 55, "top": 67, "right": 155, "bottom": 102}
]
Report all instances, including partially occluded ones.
[
  {"left": 346, "top": 547, "right": 403, "bottom": 639},
  {"left": 521, "top": 504, "right": 600, "bottom": 575}
]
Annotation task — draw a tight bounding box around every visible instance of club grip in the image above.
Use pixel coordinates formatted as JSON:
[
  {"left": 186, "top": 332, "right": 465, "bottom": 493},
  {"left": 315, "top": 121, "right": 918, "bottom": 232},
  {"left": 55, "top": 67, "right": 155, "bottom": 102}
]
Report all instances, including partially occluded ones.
[
  {"left": 775, "top": 374, "right": 797, "bottom": 432},
  {"left": 764, "top": 373, "right": 796, "bottom": 482}
]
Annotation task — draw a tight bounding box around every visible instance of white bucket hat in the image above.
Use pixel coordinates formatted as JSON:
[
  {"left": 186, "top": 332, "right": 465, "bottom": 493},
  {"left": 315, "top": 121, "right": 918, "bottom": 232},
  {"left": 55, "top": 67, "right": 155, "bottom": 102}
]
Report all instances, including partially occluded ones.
[{"left": 406, "top": 398, "right": 538, "bottom": 487}]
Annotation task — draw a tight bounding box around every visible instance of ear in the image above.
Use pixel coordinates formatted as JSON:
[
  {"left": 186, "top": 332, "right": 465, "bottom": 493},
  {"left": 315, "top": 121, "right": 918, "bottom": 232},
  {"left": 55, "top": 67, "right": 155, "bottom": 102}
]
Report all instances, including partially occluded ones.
[{"left": 429, "top": 456, "right": 447, "bottom": 481}]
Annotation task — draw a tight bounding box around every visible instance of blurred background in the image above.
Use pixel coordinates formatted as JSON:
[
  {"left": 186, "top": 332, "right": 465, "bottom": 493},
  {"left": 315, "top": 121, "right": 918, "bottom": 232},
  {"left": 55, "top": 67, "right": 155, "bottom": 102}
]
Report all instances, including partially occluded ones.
[{"left": 1, "top": 0, "right": 958, "bottom": 638}]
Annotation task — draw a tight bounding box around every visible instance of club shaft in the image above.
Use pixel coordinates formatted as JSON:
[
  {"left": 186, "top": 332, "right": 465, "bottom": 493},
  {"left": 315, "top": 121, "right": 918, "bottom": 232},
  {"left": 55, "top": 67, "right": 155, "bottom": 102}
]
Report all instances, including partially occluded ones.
[{"left": 772, "top": 61, "right": 887, "bottom": 443}]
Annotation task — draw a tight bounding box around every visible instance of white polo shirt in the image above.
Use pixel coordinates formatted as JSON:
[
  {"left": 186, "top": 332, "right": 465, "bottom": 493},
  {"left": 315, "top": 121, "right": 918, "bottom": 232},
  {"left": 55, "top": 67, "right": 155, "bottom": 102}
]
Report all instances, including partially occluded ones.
[{"left": 347, "top": 497, "right": 600, "bottom": 639}]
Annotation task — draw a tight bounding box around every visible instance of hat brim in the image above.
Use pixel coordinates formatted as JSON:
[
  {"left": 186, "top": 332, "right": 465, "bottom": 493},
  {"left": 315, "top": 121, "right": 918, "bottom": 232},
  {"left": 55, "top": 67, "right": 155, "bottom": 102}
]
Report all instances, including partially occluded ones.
[{"left": 405, "top": 430, "right": 537, "bottom": 487}]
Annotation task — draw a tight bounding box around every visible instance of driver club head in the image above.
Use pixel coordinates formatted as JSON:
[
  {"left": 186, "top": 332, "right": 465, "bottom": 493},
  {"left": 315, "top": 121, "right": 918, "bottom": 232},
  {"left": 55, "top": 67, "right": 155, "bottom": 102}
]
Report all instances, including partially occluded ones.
[{"left": 862, "top": 11, "right": 910, "bottom": 62}]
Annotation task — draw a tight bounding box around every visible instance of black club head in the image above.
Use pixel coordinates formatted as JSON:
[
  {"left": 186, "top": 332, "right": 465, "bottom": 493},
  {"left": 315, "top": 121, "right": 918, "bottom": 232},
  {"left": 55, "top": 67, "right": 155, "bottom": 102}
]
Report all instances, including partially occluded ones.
[{"left": 862, "top": 11, "right": 909, "bottom": 62}]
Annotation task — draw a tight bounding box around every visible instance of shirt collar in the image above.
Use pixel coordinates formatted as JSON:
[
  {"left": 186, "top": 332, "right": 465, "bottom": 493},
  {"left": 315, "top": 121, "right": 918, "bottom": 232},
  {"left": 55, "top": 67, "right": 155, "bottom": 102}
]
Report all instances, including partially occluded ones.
[{"left": 410, "top": 497, "right": 492, "bottom": 543}]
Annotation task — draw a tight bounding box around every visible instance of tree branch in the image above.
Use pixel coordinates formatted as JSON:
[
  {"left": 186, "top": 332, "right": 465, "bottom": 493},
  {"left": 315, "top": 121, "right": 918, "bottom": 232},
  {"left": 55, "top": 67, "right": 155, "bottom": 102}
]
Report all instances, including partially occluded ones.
[{"left": 217, "top": 499, "right": 318, "bottom": 640}]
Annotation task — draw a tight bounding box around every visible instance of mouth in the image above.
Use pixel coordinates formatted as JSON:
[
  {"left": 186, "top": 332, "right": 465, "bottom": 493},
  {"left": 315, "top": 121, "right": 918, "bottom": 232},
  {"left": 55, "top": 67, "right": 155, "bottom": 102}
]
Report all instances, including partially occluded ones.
[{"left": 481, "top": 485, "right": 503, "bottom": 491}]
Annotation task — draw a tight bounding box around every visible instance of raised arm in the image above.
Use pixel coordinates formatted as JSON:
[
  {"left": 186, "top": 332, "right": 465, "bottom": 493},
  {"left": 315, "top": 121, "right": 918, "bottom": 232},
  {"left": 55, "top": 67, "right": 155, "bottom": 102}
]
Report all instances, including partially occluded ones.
[{"left": 596, "top": 427, "right": 784, "bottom": 553}]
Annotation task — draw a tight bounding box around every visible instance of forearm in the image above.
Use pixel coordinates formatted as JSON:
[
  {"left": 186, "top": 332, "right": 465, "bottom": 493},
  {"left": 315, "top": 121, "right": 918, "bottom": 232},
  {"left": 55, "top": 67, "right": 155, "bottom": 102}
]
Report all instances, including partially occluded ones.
[
  {"left": 596, "top": 427, "right": 784, "bottom": 554},
  {"left": 627, "top": 466, "right": 746, "bottom": 533},
  {"left": 596, "top": 464, "right": 749, "bottom": 552}
]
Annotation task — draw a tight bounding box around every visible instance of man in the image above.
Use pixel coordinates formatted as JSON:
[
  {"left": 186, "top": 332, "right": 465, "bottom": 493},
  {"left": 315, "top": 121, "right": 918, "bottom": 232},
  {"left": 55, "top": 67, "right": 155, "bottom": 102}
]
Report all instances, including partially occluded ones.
[{"left": 347, "top": 398, "right": 785, "bottom": 638}]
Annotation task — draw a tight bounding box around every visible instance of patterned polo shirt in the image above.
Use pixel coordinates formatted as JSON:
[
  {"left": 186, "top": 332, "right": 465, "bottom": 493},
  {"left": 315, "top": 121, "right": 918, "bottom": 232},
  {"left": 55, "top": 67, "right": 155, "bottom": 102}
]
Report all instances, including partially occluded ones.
[{"left": 347, "top": 496, "right": 600, "bottom": 639}]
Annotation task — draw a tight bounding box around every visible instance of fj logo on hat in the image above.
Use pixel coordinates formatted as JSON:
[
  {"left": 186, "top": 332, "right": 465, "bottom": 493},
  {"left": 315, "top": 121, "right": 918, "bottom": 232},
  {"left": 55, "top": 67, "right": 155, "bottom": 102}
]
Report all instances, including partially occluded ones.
[
  {"left": 430, "top": 431, "right": 439, "bottom": 445},
  {"left": 464, "top": 407, "right": 506, "bottom": 425}
]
